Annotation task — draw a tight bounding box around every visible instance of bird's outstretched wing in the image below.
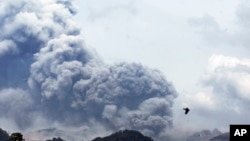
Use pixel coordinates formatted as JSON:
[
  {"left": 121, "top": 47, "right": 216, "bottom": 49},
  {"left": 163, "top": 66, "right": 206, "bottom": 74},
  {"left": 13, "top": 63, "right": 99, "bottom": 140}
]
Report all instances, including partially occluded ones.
[{"left": 183, "top": 107, "right": 190, "bottom": 115}]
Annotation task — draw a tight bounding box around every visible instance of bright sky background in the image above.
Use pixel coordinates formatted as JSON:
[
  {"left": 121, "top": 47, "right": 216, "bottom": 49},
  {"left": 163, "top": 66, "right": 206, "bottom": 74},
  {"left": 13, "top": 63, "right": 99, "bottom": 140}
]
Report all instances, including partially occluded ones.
[{"left": 73, "top": 0, "right": 250, "bottom": 133}]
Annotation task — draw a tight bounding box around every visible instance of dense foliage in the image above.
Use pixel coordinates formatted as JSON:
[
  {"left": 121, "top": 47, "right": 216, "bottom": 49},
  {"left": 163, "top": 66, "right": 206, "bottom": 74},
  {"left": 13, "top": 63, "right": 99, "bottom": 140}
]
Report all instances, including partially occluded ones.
[
  {"left": 0, "top": 129, "right": 24, "bottom": 141},
  {"left": 46, "top": 137, "right": 65, "bottom": 141},
  {"left": 92, "top": 130, "right": 154, "bottom": 141},
  {"left": 1, "top": 128, "right": 153, "bottom": 141}
]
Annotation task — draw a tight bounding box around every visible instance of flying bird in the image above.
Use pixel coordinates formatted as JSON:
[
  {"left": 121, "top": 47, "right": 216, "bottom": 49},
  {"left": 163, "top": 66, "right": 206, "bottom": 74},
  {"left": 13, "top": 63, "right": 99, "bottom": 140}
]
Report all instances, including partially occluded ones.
[{"left": 183, "top": 107, "right": 190, "bottom": 115}]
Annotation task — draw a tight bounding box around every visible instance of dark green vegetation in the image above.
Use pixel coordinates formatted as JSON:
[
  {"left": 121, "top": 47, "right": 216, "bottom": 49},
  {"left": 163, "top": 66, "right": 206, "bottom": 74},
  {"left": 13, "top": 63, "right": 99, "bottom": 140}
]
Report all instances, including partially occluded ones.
[
  {"left": 46, "top": 137, "right": 65, "bottom": 141},
  {"left": 0, "top": 128, "right": 153, "bottom": 141},
  {"left": 0, "top": 128, "right": 9, "bottom": 141},
  {"left": 0, "top": 128, "right": 64, "bottom": 141},
  {"left": 91, "top": 129, "right": 154, "bottom": 141},
  {"left": 0, "top": 128, "right": 24, "bottom": 141}
]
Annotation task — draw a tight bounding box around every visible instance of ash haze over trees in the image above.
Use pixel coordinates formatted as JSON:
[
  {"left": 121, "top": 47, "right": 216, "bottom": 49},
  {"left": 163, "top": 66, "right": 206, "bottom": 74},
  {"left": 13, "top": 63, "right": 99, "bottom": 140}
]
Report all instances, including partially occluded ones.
[{"left": 0, "top": 0, "right": 177, "bottom": 140}]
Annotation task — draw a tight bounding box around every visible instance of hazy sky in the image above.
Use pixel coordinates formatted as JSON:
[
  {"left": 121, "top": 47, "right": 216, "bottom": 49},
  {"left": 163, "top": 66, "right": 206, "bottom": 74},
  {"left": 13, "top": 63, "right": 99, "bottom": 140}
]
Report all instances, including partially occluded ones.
[
  {"left": 1, "top": 0, "right": 250, "bottom": 140},
  {"left": 74, "top": 0, "right": 250, "bottom": 132}
]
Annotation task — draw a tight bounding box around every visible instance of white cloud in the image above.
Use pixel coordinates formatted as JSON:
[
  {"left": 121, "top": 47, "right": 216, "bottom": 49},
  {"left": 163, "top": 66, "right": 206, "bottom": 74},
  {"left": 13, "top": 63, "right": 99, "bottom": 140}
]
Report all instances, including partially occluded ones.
[
  {"left": 202, "top": 54, "right": 250, "bottom": 102},
  {"left": 177, "top": 54, "right": 250, "bottom": 132},
  {"left": 0, "top": 40, "right": 18, "bottom": 57}
]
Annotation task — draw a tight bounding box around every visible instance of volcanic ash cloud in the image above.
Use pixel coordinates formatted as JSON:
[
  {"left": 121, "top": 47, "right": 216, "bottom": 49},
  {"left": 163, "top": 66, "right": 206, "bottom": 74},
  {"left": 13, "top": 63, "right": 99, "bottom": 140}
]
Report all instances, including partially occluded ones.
[{"left": 0, "top": 0, "right": 178, "bottom": 139}]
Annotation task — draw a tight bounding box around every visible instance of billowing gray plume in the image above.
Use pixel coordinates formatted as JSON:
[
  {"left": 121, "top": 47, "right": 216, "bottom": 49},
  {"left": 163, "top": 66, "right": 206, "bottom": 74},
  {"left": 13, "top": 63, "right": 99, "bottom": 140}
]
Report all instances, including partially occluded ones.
[{"left": 0, "top": 0, "right": 177, "bottom": 139}]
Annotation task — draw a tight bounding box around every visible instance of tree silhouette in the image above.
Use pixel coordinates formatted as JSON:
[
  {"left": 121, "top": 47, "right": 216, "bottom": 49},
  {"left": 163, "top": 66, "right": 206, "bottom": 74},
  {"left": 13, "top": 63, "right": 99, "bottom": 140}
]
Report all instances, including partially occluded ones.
[
  {"left": 0, "top": 128, "right": 10, "bottom": 141},
  {"left": 92, "top": 129, "right": 154, "bottom": 141},
  {"left": 10, "top": 132, "right": 24, "bottom": 141},
  {"left": 46, "top": 137, "right": 65, "bottom": 141}
]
